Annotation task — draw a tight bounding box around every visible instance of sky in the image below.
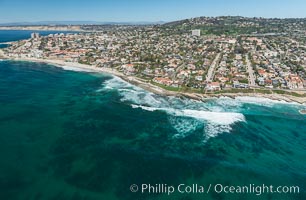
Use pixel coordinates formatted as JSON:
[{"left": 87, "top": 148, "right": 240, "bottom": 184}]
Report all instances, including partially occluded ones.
[{"left": 0, "top": 0, "right": 306, "bottom": 23}]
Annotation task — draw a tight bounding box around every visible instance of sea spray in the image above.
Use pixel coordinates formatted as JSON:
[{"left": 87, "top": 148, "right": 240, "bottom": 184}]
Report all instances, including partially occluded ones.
[{"left": 101, "top": 76, "right": 246, "bottom": 141}]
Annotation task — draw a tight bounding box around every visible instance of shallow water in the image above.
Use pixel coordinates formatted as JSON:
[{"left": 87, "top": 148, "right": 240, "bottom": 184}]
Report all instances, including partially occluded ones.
[{"left": 0, "top": 60, "right": 305, "bottom": 200}]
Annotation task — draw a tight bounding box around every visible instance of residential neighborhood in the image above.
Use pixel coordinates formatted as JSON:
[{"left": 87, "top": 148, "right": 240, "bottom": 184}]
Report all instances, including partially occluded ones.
[{"left": 2, "top": 16, "right": 306, "bottom": 93}]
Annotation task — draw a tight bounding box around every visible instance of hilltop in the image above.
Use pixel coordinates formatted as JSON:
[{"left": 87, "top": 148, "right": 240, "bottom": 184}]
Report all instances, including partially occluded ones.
[
  {"left": 163, "top": 16, "right": 306, "bottom": 35},
  {"left": 1, "top": 16, "right": 306, "bottom": 34}
]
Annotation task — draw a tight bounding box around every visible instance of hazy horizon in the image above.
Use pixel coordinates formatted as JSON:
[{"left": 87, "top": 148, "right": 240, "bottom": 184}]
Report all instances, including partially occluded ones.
[
  {"left": 1, "top": 15, "right": 306, "bottom": 26},
  {"left": 0, "top": 0, "right": 306, "bottom": 24}
]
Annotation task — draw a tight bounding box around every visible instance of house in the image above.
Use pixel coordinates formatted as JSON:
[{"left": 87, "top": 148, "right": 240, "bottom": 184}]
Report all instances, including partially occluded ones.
[
  {"left": 257, "top": 77, "right": 265, "bottom": 86},
  {"left": 195, "top": 76, "right": 203, "bottom": 81},
  {"left": 206, "top": 82, "right": 221, "bottom": 91},
  {"left": 287, "top": 75, "right": 304, "bottom": 89},
  {"left": 153, "top": 77, "right": 173, "bottom": 86},
  {"left": 121, "top": 64, "right": 136, "bottom": 75},
  {"left": 233, "top": 80, "right": 249, "bottom": 89},
  {"left": 192, "top": 30, "right": 201, "bottom": 36}
]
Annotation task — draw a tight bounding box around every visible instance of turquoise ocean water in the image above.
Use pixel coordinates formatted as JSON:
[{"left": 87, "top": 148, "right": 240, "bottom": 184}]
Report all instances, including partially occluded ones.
[{"left": 0, "top": 31, "right": 305, "bottom": 200}]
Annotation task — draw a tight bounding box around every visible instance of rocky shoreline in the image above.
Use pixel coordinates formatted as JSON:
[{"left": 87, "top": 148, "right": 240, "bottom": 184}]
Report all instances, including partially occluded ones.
[
  {"left": 2, "top": 56, "right": 306, "bottom": 105},
  {"left": 120, "top": 75, "right": 306, "bottom": 104}
]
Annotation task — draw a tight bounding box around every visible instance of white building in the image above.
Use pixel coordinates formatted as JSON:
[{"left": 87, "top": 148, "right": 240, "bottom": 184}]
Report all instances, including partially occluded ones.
[
  {"left": 192, "top": 29, "right": 201, "bottom": 36},
  {"left": 31, "top": 32, "right": 40, "bottom": 39},
  {"left": 195, "top": 76, "right": 203, "bottom": 81},
  {"left": 31, "top": 50, "right": 43, "bottom": 58}
]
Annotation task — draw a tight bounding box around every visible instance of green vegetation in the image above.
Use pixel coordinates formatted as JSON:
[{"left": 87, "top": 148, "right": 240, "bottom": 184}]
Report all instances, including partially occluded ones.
[
  {"left": 215, "top": 88, "right": 306, "bottom": 97},
  {"left": 150, "top": 81, "right": 306, "bottom": 98},
  {"left": 272, "top": 90, "right": 306, "bottom": 97},
  {"left": 150, "top": 81, "right": 181, "bottom": 92}
]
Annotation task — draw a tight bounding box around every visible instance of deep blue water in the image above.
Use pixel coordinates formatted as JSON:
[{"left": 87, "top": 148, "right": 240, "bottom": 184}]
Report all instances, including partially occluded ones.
[
  {"left": 0, "top": 31, "right": 305, "bottom": 200},
  {"left": 0, "top": 44, "right": 9, "bottom": 48},
  {"left": 0, "top": 30, "right": 79, "bottom": 43}
]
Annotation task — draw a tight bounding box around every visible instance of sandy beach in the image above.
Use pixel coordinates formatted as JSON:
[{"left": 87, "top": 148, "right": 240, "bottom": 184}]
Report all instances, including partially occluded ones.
[{"left": 2, "top": 56, "right": 306, "bottom": 104}]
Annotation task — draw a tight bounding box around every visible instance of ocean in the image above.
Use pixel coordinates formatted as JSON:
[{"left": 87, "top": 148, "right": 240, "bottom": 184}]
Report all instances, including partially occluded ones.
[
  {"left": 0, "top": 31, "right": 305, "bottom": 200},
  {"left": 0, "top": 30, "right": 79, "bottom": 49},
  {"left": 0, "top": 30, "right": 79, "bottom": 43}
]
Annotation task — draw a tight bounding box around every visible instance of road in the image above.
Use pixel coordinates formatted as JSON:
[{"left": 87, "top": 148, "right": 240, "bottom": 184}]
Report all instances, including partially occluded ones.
[
  {"left": 246, "top": 54, "right": 256, "bottom": 87},
  {"left": 205, "top": 53, "right": 221, "bottom": 82}
]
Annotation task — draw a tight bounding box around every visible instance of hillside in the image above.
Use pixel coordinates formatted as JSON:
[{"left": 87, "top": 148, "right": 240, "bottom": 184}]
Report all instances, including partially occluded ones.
[{"left": 163, "top": 16, "right": 306, "bottom": 35}]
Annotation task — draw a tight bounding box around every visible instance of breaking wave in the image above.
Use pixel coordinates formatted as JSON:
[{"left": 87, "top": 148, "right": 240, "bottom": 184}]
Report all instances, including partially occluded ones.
[
  {"left": 235, "top": 96, "right": 299, "bottom": 107},
  {"left": 99, "top": 76, "right": 247, "bottom": 142},
  {"left": 98, "top": 76, "right": 304, "bottom": 141},
  {"left": 131, "top": 104, "right": 245, "bottom": 125},
  {"left": 131, "top": 104, "right": 245, "bottom": 142},
  {"left": 99, "top": 76, "right": 306, "bottom": 142},
  {"left": 59, "top": 65, "right": 96, "bottom": 73}
]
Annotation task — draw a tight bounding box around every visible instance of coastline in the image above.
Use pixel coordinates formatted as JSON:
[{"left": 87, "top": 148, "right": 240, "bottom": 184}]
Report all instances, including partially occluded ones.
[
  {"left": 0, "top": 26, "right": 82, "bottom": 31},
  {"left": 2, "top": 55, "right": 306, "bottom": 105}
]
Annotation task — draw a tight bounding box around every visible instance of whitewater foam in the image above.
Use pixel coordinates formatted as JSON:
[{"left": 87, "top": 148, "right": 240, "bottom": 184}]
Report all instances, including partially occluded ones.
[
  {"left": 102, "top": 76, "right": 168, "bottom": 107},
  {"left": 131, "top": 104, "right": 159, "bottom": 112},
  {"left": 181, "top": 109, "right": 245, "bottom": 125},
  {"left": 60, "top": 65, "right": 96, "bottom": 73},
  {"left": 131, "top": 105, "right": 245, "bottom": 125},
  {"left": 235, "top": 96, "right": 299, "bottom": 106},
  {"left": 170, "top": 117, "right": 202, "bottom": 138},
  {"left": 204, "top": 123, "right": 233, "bottom": 142},
  {"left": 98, "top": 76, "right": 249, "bottom": 141},
  {"left": 131, "top": 104, "right": 245, "bottom": 141}
]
